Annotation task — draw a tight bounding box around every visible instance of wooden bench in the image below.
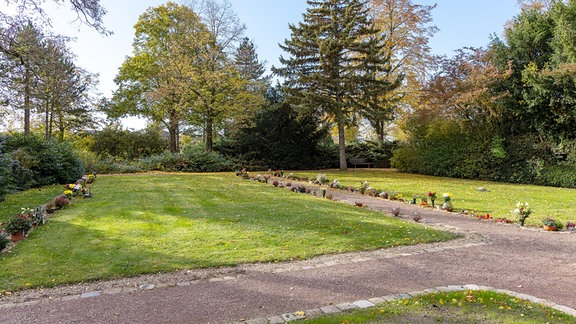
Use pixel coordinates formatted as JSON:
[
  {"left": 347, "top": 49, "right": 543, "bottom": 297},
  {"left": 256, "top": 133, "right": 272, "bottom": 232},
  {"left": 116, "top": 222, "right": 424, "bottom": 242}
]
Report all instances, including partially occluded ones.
[{"left": 347, "top": 157, "right": 373, "bottom": 168}]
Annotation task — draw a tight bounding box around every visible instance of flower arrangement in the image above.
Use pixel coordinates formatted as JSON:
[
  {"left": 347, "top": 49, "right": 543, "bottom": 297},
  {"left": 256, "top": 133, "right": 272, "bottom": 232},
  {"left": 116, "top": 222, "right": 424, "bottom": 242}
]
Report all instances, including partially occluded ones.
[
  {"left": 442, "top": 193, "right": 454, "bottom": 211},
  {"left": 315, "top": 173, "right": 329, "bottom": 185},
  {"left": 331, "top": 179, "right": 340, "bottom": 189},
  {"left": 513, "top": 202, "right": 532, "bottom": 226},
  {"left": 428, "top": 191, "right": 437, "bottom": 208},
  {"left": 5, "top": 216, "right": 32, "bottom": 234},
  {"left": 54, "top": 195, "right": 70, "bottom": 209},
  {"left": 359, "top": 181, "right": 370, "bottom": 194},
  {"left": 63, "top": 189, "right": 74, "bottom": 198},
  {"left": 542, "top": 217, "right": 563, "bottom": 231},
  {"left": 566, "top": 221, "right": 576, "bottom": 231}
]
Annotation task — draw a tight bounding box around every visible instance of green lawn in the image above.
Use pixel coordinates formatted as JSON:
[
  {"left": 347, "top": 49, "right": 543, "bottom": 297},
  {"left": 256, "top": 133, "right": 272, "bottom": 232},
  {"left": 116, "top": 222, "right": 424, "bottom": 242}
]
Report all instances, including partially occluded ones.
[
  {"left": 0, "top": 173, "right": 456, "bottom": 291},
  {"left": 300, "top": 290, "right": 576, "bottom": 323},
  {"left": 294, "top": 169, "right": 576, "bottom": 226}
]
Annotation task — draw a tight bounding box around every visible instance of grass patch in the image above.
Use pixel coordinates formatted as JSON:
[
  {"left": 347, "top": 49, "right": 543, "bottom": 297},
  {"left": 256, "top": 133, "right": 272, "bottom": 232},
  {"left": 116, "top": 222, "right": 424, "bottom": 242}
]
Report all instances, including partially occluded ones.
[
  {"left": 0, "top": 173, "right": 457, "bottom": 291},
  {"left": 294, "top": 170, "right": 576, "bottom": 226},
  {"left": 0, "top": 185, "right": 64, "bottom": 221},
  {"left": 301, "top": 290, "right": 575, "bottom": 323}
]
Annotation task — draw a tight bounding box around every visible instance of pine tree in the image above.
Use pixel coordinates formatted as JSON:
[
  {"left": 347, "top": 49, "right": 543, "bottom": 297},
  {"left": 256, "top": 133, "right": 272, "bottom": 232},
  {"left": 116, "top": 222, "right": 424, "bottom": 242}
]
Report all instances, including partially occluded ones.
[{"left": 275, "top": 0, "right": 397, "bottom": 170}]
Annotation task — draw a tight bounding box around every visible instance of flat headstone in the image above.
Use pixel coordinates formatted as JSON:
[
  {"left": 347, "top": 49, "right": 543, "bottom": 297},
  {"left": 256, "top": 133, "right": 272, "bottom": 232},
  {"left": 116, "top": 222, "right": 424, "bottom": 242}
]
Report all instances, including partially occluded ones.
[
  {"left": 80, "top": 291, "right": 101, "bottom": 298},
  {"left": 353, "top": 300, "right": 375, "bottom": 309}
]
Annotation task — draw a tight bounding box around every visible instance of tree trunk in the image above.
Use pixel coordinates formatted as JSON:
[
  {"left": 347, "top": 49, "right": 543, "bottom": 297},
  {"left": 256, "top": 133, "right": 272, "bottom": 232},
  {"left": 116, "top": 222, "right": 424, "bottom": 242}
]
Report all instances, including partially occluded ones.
[
  {"left": 168, "top": 126, "right": 179, "bottom": 153},
  {"left": 205, "top": 115, "right": 213, "bottom": 152},
  {"left": 338, "top": 122, "right": 347, "bottom": 171},
  {"left": 24, "top": 65, "right": 31, "bottom": 134}
]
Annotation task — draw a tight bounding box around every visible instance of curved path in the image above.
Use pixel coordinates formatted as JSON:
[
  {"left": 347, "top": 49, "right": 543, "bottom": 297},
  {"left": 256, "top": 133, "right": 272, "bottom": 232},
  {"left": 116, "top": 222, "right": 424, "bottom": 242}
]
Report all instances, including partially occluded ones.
[{"left": 0, "top": 184, "right": 575, "bottom": 323}]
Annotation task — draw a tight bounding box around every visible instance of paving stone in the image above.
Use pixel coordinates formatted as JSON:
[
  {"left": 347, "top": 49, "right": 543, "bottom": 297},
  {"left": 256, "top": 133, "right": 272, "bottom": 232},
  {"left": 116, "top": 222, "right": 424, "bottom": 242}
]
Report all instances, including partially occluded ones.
[
  {"left": 139, "top": 284, "right": 155, "bottom": 290},
  {"left": 463, "top": 284, "right": 481, "bottom": 290},
  {"left": 223, "top": 276, "right": 236, "bottom": 281},
  {"left": 447, "top": 285, "right": 466, "bottom": 291},
  {"left": 423, "top": 288, "right": 440, "bottom": 294},
  {"left": 353, "top": 300, "right": 375, "bottom": 309},
  {"left": 368, "top": 297, "right": 386, "bottom": 305},
  {"left": 268, "top": 315, "right": 284, "bottom": 324},
  {"left": 320, "top": 305, "right": 341, "bottom": 314},
  {"left": 435, "top": 286, "right": 452, "bottom": 292},
  {"left": 552, "top": 305, "right": 576, "bottom": 317},
  {"left": 281, "top": 313, "right": 299, "bottom": 322},
  {"left": 103, "top": 288, "right": 123, "bottom": 295},
  {"left": 208, "top": 278, "right": 224, "bottom": 282},
  {"left": 80, "top": 291, "right": 101, "bottom": 298},
  {"left": 61, "top": 295, "right": 80, "bottom": 301},
  {"left": 176, "top": 281, "right": 191, "bottom": 287},
  {"left": 407, "top": 291, "right": 428, "bottom": 297},
  {"left": 335, "top": 303, "right": 357, "bottom": 311},
  {"left": 303, "top": 308, "right": 323, "bottom": 318},
  {"left": 245, "top": 318, "right": 268, "bottom": 324}
]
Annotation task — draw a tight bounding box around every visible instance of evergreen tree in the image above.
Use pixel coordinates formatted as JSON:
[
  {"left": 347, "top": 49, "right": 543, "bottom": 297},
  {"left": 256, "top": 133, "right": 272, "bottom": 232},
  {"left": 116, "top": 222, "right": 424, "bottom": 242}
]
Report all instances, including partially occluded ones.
[
  {"left": 275, "top": 0, "right": 397, "bottom": 170},
  {"left": 231, "top": 37, "right": 270, "bottom": 132}
]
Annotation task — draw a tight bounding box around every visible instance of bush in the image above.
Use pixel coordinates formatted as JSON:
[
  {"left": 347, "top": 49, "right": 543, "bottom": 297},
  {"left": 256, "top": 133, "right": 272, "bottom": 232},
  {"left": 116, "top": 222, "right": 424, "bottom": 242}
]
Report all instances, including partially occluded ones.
[
  {"left": 1, "top": 134, "right": 84, "bottom": 190},
  {"left": 0, "top": 147, "right": 13, "bottom": 202},
  {"left": 346, "top": 141, "right": 396, "bottom": 168},
  {"left": 537, "top": 165, "right": 576, "bottom": 188}
]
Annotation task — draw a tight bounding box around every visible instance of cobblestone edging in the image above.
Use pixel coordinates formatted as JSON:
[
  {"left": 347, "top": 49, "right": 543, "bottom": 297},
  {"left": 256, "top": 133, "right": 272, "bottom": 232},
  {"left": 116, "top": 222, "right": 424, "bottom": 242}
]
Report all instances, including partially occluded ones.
[{"left": 236, "top": 284, "right": 576, "bottom": 324}]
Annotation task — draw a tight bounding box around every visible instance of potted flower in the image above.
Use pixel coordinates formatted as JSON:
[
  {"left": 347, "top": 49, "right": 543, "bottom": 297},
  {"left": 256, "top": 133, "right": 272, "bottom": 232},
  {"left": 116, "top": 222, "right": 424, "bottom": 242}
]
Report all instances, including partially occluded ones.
[
  {"left": 542, "top": 217, "right": 563, "bottom": 231},
  {"left": 514, "top": 202, "right": 531, "bottom": 226},
  {"left": 428, "top": 192, "right": 437, "bottom": 208},
  {"left": 5, "top": 216, "right": 32, "bottom": 241},
  {"left": 442, "top": 193, "right": 453, "bottom": 212},
  {"left": 566, "top": 221, "right": 576, "bottom": 231}
]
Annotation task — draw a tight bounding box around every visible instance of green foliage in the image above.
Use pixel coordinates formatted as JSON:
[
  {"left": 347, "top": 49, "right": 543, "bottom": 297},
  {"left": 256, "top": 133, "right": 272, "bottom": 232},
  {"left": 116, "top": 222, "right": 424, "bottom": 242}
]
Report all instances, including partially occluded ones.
[
  {"left": 0, "top": 140, "right": 13, "bottom": 201},
  {"left": 1, "top": 134, "right": 84, "bottom": 190},
  {"left": 88, "top": 125, "right": 169, "bottom": 160},
  {"left": 537, "top": 164, "right": 576, "bottom": 188},
  {"left": 275, "top": 0, "right": 400, "bottom": 169},
  {"left": 346, "top": 141, "right": 396, "bottom": 168},
  {"left": 219, "top": 101, "right": 338, "bottom": 170}
]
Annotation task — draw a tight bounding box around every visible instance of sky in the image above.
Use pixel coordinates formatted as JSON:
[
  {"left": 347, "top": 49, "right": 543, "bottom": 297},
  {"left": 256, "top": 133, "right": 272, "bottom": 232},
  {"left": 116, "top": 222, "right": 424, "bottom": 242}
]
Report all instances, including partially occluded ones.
[{"left": 40, "top": 0, "right": 521, "bottom": 128}]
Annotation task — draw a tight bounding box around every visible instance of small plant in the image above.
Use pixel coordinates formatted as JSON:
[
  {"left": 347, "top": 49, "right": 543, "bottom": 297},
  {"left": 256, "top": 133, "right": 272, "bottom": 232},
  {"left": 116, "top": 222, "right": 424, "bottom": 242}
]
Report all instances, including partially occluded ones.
[
  {"left": 54, "top": 195, "right": 70, "bottom": 209},
  {"left": 272, "top": 180, "right": 279, "bottom": 187},
  {"left": 379, "top": 191, "right": 388, "bottom": 199},
  {"left": 0, "top": 232, "right": 9, "bottom": 251},
  {"left": 315, "top": 173, "right": 329, "bottom": 185},
  {"left": 391, "top": 207, "right": 400, "bottom": 217},
  {"left": 513, "top": 202, "right": 532, "bottom": 226},
  {"left": 359, "top": 181, "right": 370, "bottom": 194},
  {"left": 442, "top": 193, "right": 454, "bottom": 211},
  {"left": 5, "top": 216, "right": 32, "bottom": 234},
  {"left": 428, "top": 191, "right": 437, "bottom": 208},
  {"left": 331, "top": 179, "right": 340, "bottom": 189},
  {"left": 566, "top": 221, "right": 576, "bottom": 231},
  {"left": 542, "top": 217, "right": 563, "bottom": 231},
  {"left": 419, "top": 197, "right": 428, "bottom": 207}
]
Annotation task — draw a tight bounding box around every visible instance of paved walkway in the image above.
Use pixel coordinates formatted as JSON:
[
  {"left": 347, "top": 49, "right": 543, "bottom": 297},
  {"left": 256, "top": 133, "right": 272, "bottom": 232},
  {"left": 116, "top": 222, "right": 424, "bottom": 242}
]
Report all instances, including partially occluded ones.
[{"left": 0, "top": 183, "right": 575, "bottom": 323}]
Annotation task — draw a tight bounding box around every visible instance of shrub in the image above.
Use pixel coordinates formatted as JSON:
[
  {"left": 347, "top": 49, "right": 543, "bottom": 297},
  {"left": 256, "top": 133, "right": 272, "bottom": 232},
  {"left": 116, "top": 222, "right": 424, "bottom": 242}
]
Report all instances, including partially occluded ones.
[
  {"left": 346, "top": 141, "right": 396, "bottom": 168},
  {"left": 1, "top": 134, "right": 84, "bottom": 190},
  {"left": 537, "top": 165, "right": 576, "bottom": 188}
]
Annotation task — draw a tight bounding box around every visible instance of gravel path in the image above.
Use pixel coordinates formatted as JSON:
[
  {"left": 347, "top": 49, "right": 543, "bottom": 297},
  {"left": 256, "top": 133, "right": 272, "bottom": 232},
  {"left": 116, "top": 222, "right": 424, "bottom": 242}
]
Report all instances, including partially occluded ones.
[{"left": 0, "top": 183, "right": 574, "bottom": 323}]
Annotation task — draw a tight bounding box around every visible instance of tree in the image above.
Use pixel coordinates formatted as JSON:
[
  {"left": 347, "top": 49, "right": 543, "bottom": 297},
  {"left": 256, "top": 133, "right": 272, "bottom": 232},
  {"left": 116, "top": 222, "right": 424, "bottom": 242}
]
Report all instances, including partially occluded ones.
[
  {"left": 367, "top": 0, "right": 438, "bottom": 141},
  {"left": 231, "top": 37, "right": 270, "bottom": 131},
  {"left": 0, "top": 21, "right": 46, "bottom": 134},
  {"left": 36, "top": 37, "right": 98, "bottom": 140},
  {"left": 112, "top": 2, "right": 211, "bottom": 153},
  {"left": 188, "top": 0, "right": 246, "bottom": 152},
  {"left": 275, "top": 0, "right": 397, "bottom": 170},
  {"left": 3, "top": 0, "right": 109, "bottom": 35}
]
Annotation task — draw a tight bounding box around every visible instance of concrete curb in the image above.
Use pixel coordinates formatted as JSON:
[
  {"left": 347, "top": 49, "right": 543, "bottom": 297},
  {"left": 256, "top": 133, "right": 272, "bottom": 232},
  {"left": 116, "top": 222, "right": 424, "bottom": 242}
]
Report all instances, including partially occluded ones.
[{"left": 236, "top": 284, "right": 576, "bottom": 323}]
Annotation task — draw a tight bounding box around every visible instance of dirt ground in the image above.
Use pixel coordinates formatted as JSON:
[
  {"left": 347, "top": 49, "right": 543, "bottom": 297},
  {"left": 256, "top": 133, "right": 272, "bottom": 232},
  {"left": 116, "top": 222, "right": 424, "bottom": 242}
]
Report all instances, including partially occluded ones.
[{"left": 0, "top": 183, "right": 574, "bottom": 323}]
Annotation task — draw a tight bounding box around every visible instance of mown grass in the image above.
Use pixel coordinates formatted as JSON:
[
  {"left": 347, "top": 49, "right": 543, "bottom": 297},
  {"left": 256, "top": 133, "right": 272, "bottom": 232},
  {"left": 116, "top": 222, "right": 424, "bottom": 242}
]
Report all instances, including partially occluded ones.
[
  {"left": 0, "top": 173, "right": 457, "bottom": 291},
  {"left": 0, "top": 185, "right": 64, "bottom": 222},
  {"left": 294, "top": 169, "right": 576, "bottom": 226},
  {"left": 301, "top": 290, "right": 575, "bottom": 323}
]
